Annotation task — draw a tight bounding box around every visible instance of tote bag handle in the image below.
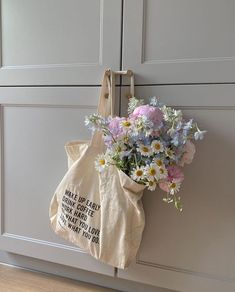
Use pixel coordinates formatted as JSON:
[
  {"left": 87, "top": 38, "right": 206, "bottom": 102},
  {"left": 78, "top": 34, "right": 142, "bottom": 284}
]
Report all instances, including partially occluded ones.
[
  {"left": 91, "top": 70, "right": 115, "bottom": 146},
  {"left": 91, "top": 69, "right": 134, "bottom": 147}
]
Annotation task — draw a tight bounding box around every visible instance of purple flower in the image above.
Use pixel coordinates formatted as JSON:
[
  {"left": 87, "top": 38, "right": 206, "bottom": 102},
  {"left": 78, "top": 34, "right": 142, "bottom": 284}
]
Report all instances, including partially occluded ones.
[
  {"left": 131, "top": 105, "right": 163, "bottom": 128},
  {"left": 108, "top": 116, "right": 125, "bottom": 138}
]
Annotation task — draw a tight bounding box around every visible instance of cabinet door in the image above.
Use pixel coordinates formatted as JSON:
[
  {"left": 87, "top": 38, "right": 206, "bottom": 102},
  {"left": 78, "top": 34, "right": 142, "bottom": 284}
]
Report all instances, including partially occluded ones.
[
  {"left": 122, "top": 0, "right": 235, "bottom": 84},
  {"left": 119, "top": 85, "right": 235, "bottom": 292},
  {"left": 0, "top": 87, "right": 119, "bottom": 276},
  {"left": 0, "top": 0, "right": 121, "bottom": 85}
]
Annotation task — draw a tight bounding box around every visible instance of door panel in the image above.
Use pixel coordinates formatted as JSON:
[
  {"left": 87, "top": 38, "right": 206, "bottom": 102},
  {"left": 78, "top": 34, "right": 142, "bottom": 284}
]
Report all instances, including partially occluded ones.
[
  {"left": 0, "top": 0, "right": 122, "bottom": 85},
  {"left": 122, "top": 0, "right": 235, "bottom": 84},
  {"left": 118, "top": 85, "right": 235, "bottom": 291},
  {"left": 0, "top": 87, "right": 119, "bottom": 276}
]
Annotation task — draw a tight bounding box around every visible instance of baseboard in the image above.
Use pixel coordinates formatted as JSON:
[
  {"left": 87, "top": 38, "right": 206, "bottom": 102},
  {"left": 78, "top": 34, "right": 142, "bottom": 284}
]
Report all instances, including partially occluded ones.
[{"left": 0, "top": 250, "right": 173, "bottom": 292}]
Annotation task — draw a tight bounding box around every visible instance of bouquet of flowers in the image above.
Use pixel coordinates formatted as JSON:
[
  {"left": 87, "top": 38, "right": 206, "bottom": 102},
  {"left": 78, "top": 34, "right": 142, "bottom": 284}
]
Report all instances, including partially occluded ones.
[{"left": 85, "top": 96, "right": 206, "bottom": 211}]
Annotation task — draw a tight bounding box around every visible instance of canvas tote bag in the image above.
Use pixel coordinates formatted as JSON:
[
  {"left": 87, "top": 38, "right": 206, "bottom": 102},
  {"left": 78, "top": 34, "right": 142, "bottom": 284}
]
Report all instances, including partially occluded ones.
[{"left": 49, "top": 70, "right": 146, "bottom": 269}]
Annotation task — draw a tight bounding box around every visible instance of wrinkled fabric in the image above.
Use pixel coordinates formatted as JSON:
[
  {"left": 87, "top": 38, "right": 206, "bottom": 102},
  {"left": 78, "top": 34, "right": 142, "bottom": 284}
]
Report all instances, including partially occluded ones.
[{"left": 49, "top": 140, "right": 146, "bottom": 269}]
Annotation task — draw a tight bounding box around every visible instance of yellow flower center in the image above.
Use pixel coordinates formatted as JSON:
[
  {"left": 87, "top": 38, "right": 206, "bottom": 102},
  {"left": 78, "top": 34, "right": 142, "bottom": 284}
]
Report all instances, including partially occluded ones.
[
  {"left": 167, "top": 150, "right": 173, "bottom": 157},
  {"left": 149, "top": 181, "right": 154, "bottom": 186},
  {"left": 142, "top": 146, "right": 149, "bottom": 153},
  {"left": 124, "top": 137, "right": 129, "bottom": 143},
  {"left": 156, "top": 160, "right": 163, "bottom": 167},
  {"left": 116, "top": 146, "right": 122, "bottom": 152},
  {"left": 123, "top": 121, "right": 131, "bottom": 127},
  {"left": 149, "top": 168, "right": 156, "bottom": 175},
  {"left": 159, "top": 168, "right": 164, "bottom": 174},
  {"left": 155, "top": 143, "right": 161, "bottom": 150},
  {"left": 99, "top": 159, "right": 105, "bottom": 165},
  {"left": 170, "top": 182, "right": 176, "bottom": 189},
  {"left": 136, "top": 170, "right": 143, "bottom": 177}
]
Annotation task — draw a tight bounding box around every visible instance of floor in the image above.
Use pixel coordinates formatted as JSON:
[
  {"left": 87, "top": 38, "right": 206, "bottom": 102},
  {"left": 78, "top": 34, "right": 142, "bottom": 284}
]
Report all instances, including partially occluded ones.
[{"left": 0, "top": 263, "right": 116, "bottom": 292}]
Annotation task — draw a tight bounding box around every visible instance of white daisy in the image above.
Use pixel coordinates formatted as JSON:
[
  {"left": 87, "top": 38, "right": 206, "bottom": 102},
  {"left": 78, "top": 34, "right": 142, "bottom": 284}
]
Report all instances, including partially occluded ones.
[
  {"left": 151, "top": 140, "right": 164, "bottom": 153},
  {"left": 168, "top": 180, "right": 181, "bottom": 195},
  {"left": 137, "top": 144, "right": 153, "bottom": 156},
  {"left": 113, "top": 142, "right": 127, "bottom": 154},
  {"left": 145, "top": 163, "right": 158, "bottom": 180},
  {"left": 146, "top": 180, "right": 157, "bottom": 191},
  {"left": 153, "top": 157, "right": 164, "bottom": 168},
  {"left": 158, "top": 166, "right": 168, "bottom": 179},
  {"left": 120, "top": 119, "right": 132, "bottom": 130},
  {"left": 165, "top": 148, "right": 175, "bottom": 159},
  {"left": 131, "top": 166, "right": 145, "bottom": 182},
  {"left": 95, "top": 154, "right": 108, "bottom": 172}
]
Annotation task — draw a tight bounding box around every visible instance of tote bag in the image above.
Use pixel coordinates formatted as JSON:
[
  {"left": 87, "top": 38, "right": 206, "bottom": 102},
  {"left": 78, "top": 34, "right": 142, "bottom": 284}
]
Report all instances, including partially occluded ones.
[{"left": 49, "top": 70, "right": 146, "bottom": 269}]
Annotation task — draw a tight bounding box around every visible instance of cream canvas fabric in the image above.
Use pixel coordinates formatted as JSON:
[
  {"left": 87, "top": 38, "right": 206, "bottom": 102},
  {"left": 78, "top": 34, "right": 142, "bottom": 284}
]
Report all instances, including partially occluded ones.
[{"left": 49, "top": 71, "right": 146, "bottom": 269}]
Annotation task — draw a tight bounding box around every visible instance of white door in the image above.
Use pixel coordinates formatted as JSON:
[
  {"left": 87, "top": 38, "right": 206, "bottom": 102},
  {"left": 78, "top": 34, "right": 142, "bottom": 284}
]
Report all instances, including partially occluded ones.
[
  {"left": 122, "top": 0, "right": 235, "bottom": 84},
  {"left": 119, "top": 85, "right": 235, "bottom": 291},
  {"left": 0, "top": 87, "right": 120, "bottom": 276},
  {"left": 0, "top": 0, "right": 122, "bottom": 276},
  {"left": 0, "top": 0, "right": 122, "bottom": 85},
  {"left": 119, "top": 1, "right": 235, "bottom": 290}
]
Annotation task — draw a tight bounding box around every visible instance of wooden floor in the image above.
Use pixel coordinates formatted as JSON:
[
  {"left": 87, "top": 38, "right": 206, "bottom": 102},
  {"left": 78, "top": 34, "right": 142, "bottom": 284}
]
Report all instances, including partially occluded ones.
[{"left": 0, "top": 263, "right": 115, "bottom": 292}]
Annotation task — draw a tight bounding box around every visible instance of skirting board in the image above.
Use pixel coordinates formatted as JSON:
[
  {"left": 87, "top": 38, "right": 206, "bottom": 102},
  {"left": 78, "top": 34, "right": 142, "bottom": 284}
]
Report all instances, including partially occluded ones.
[{"left": 0, "top": 251, "right": 174, "bottom": 292}]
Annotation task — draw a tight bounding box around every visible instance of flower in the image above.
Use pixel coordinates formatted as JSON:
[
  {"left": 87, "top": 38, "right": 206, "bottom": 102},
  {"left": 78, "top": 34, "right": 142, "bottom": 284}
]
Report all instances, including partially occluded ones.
[
  {"left": 137, "top": 144, "right": 153, "bottom": 156},
  {"left": 153, "top": 157, "right": 164, "bottom": 167},
  {"left": 84, "top": 114, "right": 106, "bottom": 132},
  {"left": 179, "top": 140, "right": 196, "bottom": 166},
  {"left": 151, "top": 140, "right": 164, "bottom": 153},
  {"left": 131, "top": 105, "right": 163, "bottom": 127},
  {"left": 145, "top": 164, "right": 158, "bottom": 180},
  {"left": 120, "top": 119, "right": 132, "bottom": 130},
  {"left": 159, "top": 181, "right": 169, "bottom": 193},
  {"left": 165, "top": 148, "right": 175, "bottom": 159},
  {"left": 95, "top": 154, "right": 109, "bottom": 172},
  {"left": 131, "top": 166, "right": 145, "bottom": 182},
  {"left": 128, "top": 97, "right": 145, "bottom": 114},
  {"left": 168, "top": 180, "right": 181, "bottom": 195},
  {"left": 194, "top": 129, "right": 207, "bottom": 140},
  {"left": 108, "top": 116, "right": 125, "bottom": 139},
  {"left": 113, "top": 142, "right": 127, "bottom": 153},
  {"left": 158, "top": 166, "right": 168, "bottom": 179},
  {"left": 167, "top": 165, "right": 184, "bottom": 183},
  {"left": 149, "top": 96, "right": 163, "bottom": 107},
  {"left": 183, "top": 119, "right": 193, "bottom": 131},
  {"left": 85, "top": 94, "right": 206, "bottom": 212},
  {"left": 146, "top": 180, "right": 157, "bottom": 191}
]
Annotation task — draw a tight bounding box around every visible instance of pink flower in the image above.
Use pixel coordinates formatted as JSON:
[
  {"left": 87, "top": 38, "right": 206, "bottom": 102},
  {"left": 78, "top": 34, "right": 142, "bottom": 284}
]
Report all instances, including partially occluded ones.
[
  {"left": 131, "top": 105, "right": 163, "bottom": 127},
  {"left": 179, "top": 140, "right": 196, "bottom": 167},
  {"left": 159, "top": 165, "right": 184, "bottom": 193},
  {"left": 108, "top": 116, "right": 125, "bottom": 138},
  {"left": 159, "top": 182, "right": 170, "bottom": 193},
  {"left": 167, "top": 165, "right": 184, "bottom": 183}
]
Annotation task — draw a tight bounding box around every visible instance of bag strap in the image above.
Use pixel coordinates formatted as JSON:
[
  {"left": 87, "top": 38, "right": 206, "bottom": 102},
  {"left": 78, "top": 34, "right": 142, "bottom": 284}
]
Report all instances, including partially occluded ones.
[
  {"left": 96, "top": 69, "right": 114, "bottom": 118},
  {"left": 91, "top": 69, "right": 134, "bottom": 147},
  {"left": 91, "top": 70, "right": 115, "bottom": 147}
]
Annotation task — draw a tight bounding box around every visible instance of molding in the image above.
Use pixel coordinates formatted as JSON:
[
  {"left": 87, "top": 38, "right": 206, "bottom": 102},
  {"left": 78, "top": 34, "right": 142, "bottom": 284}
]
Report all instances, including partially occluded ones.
[
  {"left": 2, "top": 233, "right": 86, "bottom": 254},
  {"left": 141, "top": 0, "right": 235, "bottom": 65},
  {"left": 0, "top": 104, "right": 97, "bottom": 109},
  {"left": 136, "top": 258, "right": 235, "bottom": 284},
  {"left": 173, "top": 105, "right": 235, "bottom": 111},
  {"left": 0, "top": 105, "right": 4, "bottom": 234},
  {"left": 0, "top": 0, "right": 104, "bottom": 69},
  {"left": 1, "top": 63, "right": 100, "bottom": 70},
  {"left": 99, "top": 0, "right": 104, "bottom": 65},
  {"left": 0, "top": 103, "right": 93, "bottom": 256},
  {"left": 0, "top": 0, "right": 2, "bottom": 68},
  {"left": 141, "top": 0, "right": 146, "bottom": 65},
  {"left": 143, "top": 56, "right": 235, "bottom": 65},
  {"left": 2, "top": 103, "right": 235, "bottom": 111}
]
